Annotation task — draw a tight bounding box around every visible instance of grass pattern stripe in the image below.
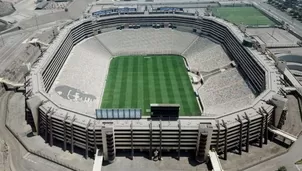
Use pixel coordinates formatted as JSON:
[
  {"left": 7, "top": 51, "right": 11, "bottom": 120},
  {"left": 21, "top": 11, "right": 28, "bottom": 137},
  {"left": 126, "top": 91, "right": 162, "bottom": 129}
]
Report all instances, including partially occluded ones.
[
  {"left": 211, "top": 6, "right": 275, "bottom": 26},
  {"left": 101, "top": 55, "right": 200, "bottom": 116}
]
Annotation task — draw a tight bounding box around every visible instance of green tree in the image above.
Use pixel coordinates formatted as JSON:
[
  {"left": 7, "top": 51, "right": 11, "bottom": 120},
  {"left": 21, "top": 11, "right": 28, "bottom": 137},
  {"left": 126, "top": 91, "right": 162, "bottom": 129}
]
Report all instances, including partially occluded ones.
[{"left": 277, "top": 166, "right": 287, "bottom": 171}]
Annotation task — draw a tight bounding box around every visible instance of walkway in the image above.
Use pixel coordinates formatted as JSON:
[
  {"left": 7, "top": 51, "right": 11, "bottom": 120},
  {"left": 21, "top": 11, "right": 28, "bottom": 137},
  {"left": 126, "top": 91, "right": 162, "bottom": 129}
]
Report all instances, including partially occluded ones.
[
  {"left": 0, "top": 77, "right": 24, "bottom": 87},
  {"left": 208, "top": 150, "right": 224, "bottom": 171},
  {"left": 245, "top": 135, "right": 302, "bottom": 171},
  {"left": 268, "top": 126, "right": 298, "bottom": 142},
  {"left": 93, "top": 149, "right": 103, "bottom": 171}
]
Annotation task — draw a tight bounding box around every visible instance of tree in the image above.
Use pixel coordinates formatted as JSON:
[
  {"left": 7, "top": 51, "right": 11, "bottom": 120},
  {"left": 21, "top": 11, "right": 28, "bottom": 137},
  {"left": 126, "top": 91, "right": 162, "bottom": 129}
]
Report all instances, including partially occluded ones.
[{"left": 277, "top": 166, "right": 287, "bottom": 171}]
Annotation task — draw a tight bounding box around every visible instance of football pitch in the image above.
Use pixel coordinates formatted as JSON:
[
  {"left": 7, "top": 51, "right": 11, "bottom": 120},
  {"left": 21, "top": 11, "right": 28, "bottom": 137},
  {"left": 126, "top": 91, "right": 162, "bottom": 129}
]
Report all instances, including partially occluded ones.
[
  {"left": 101, "top": 55, "right": 201, "bottom": 116},
  {"left": 211, "top": 6, "right": 275, "bottom": 26}
]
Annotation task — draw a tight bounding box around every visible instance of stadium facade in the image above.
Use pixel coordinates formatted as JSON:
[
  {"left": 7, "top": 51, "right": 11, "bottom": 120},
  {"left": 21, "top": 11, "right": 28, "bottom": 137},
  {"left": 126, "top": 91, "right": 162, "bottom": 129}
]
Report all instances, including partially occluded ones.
[{"left": 25, "top": 13, "right": 286, "bottom": 163}]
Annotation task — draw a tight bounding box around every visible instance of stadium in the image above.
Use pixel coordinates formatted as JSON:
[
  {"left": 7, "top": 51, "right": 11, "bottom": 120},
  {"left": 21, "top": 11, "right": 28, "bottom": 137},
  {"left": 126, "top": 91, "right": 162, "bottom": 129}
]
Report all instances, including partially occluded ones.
[{"left": 24, "top": 10, "right": 285, "bottom": 163}]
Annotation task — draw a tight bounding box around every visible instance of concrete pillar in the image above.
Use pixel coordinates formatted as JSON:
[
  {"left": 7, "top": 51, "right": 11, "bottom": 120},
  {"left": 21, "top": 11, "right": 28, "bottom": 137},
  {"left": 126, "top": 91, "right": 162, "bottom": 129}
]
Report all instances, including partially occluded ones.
[
  {"left": 49, "top": 114, "right": 53, "bottom": 147},
  {"left": 102, "top": 124, "right": 115, "bottom": 162},
  {"left": 93, "top": 121, "right": 96, "bottom": 152},
  {"left": 159, "top": 118, "right": 162, "bottom": 160},
  {"left": 244, "top": 113, "right": 250, "bottom": 153},
  {"left": 26, "top": 96, "right": 42, "bottom": 134},
  {"left": 178, "top": 120, "right": 181, "bottom": 160},
  {"left": 63, "top": 114, "right": 68, "bottom": 151},
  {"left": 195, "top": 123, "right": 213, "bottom": 163},
  {"left": 149, "top": 120, "right": 152, "bottom": 160},
  {"left": 70, "top": 116, "right": 76, "bottom": 154},
  {"left": 271, "top": 94, "right": 287, "bottom": 127},
  {"left": 25, "top": 103, "right": 28, "bottom": 122},
  {"left": 85, "top": 120, "right": 91, "bottom": 159},
  {"left": 237, "top": 115, "right": 243, "bottom": 155},
  {"left": 262, "top": 107, "right": 269, "bottom": 144},
  {"left": 265, "top": 113, "right": 269, "bottom": 144},
  {"left": 222, "top": 120, "right": 228, "bottom": 160},
  {"left": 259, "top": 110, "right": 264, "bottom": 148},
  {"left": 131, "top": 121, "right": 134, "bottom": 160},
  {"left": 216, "top": 120, "right": 220, "bottom": 151},
  {"left": 44, "top": 112, "right": 48, "bottom": 143}
]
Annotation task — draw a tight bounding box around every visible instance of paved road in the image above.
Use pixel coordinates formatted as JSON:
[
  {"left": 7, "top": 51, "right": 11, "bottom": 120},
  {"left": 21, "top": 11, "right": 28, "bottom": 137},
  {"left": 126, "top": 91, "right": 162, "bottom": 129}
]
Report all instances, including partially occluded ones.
[
  {"left": 0, "top": 0, "right": 91, "bottom": 30},
  {"left": 0, "top": 92, "right": 71, "bottom": 171},
  {"left": 245, "top": 95, "right": 302, "bottom": 171},
  {"left": 0, "top": 32, "right": 33, "bottom": 73},
  {"left": 16, "top": 0, "right": 92, "bottom": 29},
  {"left": 246, "top": 135, "right": 302, "bottom": 171},
  {"left": 0, "top": 92, "right": 34, "bottom": 171},
  {"left": 257, "top": 2, "right": 302, "bottom": 36},
  {"left": 244, "top": 4, "right": 302, "bottom": 170},
  {"left": 0, "top": 18, "right": 71, "bottom": 170}
]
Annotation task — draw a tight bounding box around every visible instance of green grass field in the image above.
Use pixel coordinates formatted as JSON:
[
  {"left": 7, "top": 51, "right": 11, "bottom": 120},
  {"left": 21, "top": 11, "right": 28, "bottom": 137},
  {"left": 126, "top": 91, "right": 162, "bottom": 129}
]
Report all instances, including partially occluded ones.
[
  {"left": 101, "top": 55, "right": 200, "bottom": 116},
  {"left": 211, "top": 6, "right": 275, "bottom": 26}
]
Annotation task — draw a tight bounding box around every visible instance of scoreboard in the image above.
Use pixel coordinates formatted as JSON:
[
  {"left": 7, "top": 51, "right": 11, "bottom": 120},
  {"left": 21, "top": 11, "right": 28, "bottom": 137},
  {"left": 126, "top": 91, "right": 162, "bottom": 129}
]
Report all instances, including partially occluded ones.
[{"left": 150, "top": 104, "right": 180, "bottom": 119}]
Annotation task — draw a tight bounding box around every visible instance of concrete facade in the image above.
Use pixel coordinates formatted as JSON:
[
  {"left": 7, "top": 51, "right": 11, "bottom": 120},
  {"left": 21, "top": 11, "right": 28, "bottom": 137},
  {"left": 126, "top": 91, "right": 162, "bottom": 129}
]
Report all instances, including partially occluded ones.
[{"left": 25, "top": 13, "right": 284, "bottom": 161}]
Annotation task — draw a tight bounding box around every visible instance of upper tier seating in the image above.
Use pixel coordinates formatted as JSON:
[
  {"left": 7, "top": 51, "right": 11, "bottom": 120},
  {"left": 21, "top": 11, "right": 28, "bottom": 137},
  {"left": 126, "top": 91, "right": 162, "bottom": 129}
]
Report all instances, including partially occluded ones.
[
  {"left": 198, "top": 68, "right": 255, "bottom": 115},
  {"left": 96, "top": 28, "right": 198, "bottom": 56},
  {"left": 183, "top": 37, "right": 231, "bottom": 72},
  {"left": 48, "top": 37, "right": 112, "bottom": 114}
]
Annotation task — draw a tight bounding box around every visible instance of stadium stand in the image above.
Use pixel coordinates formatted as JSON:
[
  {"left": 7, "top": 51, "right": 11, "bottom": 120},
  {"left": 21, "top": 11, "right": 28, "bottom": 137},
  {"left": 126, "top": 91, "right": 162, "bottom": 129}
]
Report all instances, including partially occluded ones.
[
  {"left": 41, "top": 21, "right": 93, "bottom": 92},
  {"left": 183, "top": 37, "right": 230, "bottom": 72},
  {"left": 47, "top": 37, "right": 111, "bottom": 114},
  {"left": 96, "top": 28, "right": 198, "bottom": 56},
  {"left": 92, "top": 7, "right": 137, "bottom": 17},
  {"left": 156, "top": 7, "right": 184, "bottom": 12},
  {"left": 25, "top": 14, "right": 282, "bottom": 162},
  {"left": 199, "top": 68, "right": 255, "bottom": 115}
]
